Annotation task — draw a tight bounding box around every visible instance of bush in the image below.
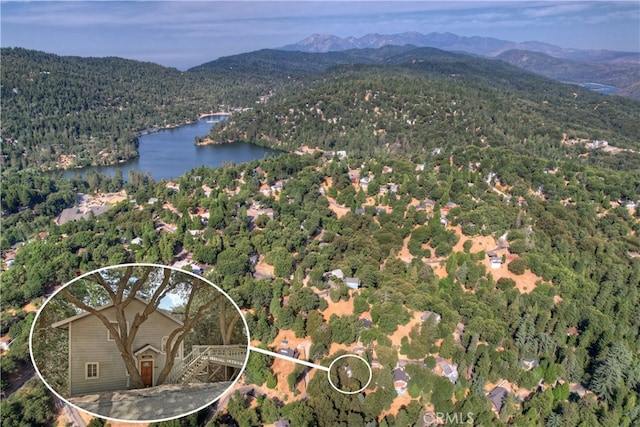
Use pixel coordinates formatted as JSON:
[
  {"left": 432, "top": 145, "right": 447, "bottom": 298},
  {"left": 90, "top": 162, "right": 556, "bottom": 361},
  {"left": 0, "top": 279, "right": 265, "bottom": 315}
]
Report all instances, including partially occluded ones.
[
  {"left": 508, "top": 257, "right": 527, "bottom": 275},
  {"left": 508, "top": 239, "right": 527, "bottom": 254},
  {"left": 497, "top": 277, "right": 516, "bottom": 290}
]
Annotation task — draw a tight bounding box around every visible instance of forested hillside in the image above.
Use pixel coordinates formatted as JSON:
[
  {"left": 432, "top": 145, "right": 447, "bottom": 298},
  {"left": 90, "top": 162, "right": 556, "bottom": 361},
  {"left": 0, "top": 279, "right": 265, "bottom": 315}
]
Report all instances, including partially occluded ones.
[
  {"left": 496, "top": 49, "right": 640, "bottom": 100},
  {"left": 4, "top": 46, "right": 638, "bottom": 173},
  {"left": 209, "top": 50, "right": 640, "bottom": 170},
  {"left": 2, "top": 45, "right": 640, "bottom": 426},
  {"left": 2, "top": 149, "right": 639, "bottom": 425},
  {"left": 0, "top": 48, "right": 263, "bottom": 172}
]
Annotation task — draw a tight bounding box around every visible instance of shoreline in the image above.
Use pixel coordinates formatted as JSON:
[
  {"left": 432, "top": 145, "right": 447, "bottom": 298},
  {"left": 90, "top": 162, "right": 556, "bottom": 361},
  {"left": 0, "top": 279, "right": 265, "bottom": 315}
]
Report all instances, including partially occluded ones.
[{"left": 195, "top": 137, "right": 225, "bottom": 146}]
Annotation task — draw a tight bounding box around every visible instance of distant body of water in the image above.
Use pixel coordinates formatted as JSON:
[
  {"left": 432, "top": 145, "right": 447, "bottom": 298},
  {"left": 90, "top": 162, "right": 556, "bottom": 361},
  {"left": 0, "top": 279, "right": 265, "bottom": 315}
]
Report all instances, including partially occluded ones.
[
  {"left": 581, "top": 82, "right": 619, "bottom": 95},
  {"left": 62, "top": 118, "right": 278, "bottom": 181}
]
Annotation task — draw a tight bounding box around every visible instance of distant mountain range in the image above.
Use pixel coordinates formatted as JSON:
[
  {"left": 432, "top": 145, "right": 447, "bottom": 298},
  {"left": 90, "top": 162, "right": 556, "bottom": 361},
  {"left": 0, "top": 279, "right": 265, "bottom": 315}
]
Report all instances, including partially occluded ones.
[
  {"left": 280, "top": 32, "right": 639, "bottom": 64},
  {"left": 280, "top": 32, "right": 640, "bottom": 99}
]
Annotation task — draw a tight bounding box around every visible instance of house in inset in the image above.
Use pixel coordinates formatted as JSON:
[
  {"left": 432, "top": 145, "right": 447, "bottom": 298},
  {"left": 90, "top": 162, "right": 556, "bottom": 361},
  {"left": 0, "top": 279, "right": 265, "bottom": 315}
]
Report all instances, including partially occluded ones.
[
  {"left": 345, "top": 277, "right": 361, "bottom": 290},
  {"left": 130, "top": 237, "right": 143, "bottom": 246},
  {"left": 392, "top": 367, "right": 409, "bottom": 395},
  {"left": 487, "top": 386, "right": 508, "bottom": 412},
  {"left": 51, "top": 297, "right": 184, "bottom": 396}
]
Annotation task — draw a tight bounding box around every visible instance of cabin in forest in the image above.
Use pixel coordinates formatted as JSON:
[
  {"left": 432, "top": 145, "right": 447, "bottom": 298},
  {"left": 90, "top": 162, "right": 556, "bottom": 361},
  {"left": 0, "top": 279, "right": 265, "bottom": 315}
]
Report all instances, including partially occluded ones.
[
  {"left": 345, "top": 277, "right": 361, "bottom": 290},
  {"left": 392, "top": 367, "right": 409, "bottom": 395},
  {"left": 487, "top": 386, "right": 508, "bottom": 412},
  {"left": 421, "top": 311, "right": 441, "bottom": 325},
  {"left": 52, "top": 297, "right": 184, "bottom": 396}
]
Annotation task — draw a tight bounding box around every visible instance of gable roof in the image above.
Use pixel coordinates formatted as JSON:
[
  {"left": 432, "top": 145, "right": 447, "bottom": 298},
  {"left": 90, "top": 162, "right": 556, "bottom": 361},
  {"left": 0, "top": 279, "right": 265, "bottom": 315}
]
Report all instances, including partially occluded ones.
[
  {"left": 51, "top": 296, "right": 184, "bottom": 329},
  {"left": 134, "top": 344, "right": 162, "bottom": 356},
  {"left": 393, "top": 367, "right": 409, "bottom": 383},
  {"left": 487, "top": 386, "right": 508, "bottom": 411}
]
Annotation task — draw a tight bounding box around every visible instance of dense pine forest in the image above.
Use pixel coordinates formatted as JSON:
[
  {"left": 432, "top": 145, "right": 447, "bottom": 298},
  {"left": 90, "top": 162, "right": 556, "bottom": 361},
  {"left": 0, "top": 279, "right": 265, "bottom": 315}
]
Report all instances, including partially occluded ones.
[
  {"left": 1, "top": 46, "right": 639, "bottom": 426},
  {"left": 209, "top": 49, "right": 640, "bottom": 171}
]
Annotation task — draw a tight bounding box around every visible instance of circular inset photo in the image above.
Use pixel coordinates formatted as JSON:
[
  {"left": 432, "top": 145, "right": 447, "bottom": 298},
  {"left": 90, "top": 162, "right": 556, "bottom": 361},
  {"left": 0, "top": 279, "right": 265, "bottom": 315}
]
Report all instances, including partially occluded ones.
[
  {"left": 328, "top": 354, "right": 372, "bottom": 394},
  {"left": 30, "top": 263, "right": 250, "bottom": 423}
]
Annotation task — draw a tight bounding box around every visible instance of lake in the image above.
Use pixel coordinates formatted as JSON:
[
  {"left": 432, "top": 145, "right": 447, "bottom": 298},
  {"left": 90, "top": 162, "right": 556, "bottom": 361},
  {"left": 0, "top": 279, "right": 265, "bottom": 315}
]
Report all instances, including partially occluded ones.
[
  {"left": 61, "top": 118, "right": 278, "bottom": 181},
  {"left": 581, "top": 82, "right": 619, "bottom": 95}
]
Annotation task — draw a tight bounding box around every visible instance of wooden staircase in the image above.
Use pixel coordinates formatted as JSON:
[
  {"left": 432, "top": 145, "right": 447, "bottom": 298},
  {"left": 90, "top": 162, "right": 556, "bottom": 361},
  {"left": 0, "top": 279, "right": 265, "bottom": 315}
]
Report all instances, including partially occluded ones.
[{"left": 167, "top": 345, "right": 247, "bottom": 384}]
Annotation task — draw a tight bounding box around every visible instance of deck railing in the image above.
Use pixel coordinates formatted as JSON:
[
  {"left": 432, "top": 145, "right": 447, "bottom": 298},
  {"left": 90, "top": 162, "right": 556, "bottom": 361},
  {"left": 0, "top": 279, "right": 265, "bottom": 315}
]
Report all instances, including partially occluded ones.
[{"left": 166, "top": 344, "right": 247, "bottom": 384}]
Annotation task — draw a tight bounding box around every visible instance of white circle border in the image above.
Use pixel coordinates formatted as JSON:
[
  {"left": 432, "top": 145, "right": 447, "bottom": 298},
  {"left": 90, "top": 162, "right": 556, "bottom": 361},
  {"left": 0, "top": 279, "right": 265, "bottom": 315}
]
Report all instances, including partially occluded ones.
[
  {"left": 326, "top": 354, "right": 373, "bottom": 395},
  {"left": 29, "top": 262, "right": 252, "bottom": 424}
]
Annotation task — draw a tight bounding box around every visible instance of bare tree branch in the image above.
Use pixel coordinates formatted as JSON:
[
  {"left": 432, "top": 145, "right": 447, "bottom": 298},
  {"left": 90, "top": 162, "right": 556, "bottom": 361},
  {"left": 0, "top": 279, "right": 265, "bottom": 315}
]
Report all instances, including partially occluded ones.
[
  {"left": 114, "top": 266, "right": 134, "bottom": 304},
  {"left": 86, "top": 272, "right": 116, "bottom": 301},
  {"left": 127, "top": 267, "right": 171, "bottom": 348},
  {"left": 224, "top": 312, "right": 243, "bottom": 345},
  {"left": 124, "top": 266, "right": 153, "bottom": 305}
]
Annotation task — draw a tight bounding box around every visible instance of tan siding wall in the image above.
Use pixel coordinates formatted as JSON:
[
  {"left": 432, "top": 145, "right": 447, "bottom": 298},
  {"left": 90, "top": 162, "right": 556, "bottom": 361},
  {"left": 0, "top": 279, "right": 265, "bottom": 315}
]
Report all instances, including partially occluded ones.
[{"left": 69, "top": 299, "right": 182, "bottom": 396}]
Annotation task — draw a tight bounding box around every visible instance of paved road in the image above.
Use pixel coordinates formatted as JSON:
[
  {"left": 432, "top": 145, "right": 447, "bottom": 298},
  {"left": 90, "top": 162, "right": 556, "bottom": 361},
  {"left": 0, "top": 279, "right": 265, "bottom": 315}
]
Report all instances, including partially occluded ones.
[
  {"left": 68, "top": 382, "right": 233, "bottom": 422},
  {"left": 62, "top": 403, "right": 87, "bottom": 427}
]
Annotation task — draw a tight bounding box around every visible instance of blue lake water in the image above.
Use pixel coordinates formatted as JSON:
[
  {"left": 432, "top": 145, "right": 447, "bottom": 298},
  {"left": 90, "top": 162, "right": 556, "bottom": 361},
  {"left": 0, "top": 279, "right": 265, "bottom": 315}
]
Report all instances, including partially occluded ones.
[
  {"left": 62, "top": 118, "right": 278, "bottom": 181},
  {"left": 581, "top": 82, "right": 619, "bottom": 95}
]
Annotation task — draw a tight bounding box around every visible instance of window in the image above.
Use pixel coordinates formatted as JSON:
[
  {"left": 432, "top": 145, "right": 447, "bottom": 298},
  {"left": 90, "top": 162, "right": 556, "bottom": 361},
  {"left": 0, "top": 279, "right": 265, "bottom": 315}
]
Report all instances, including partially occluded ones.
[
  {"left": 107, "top": 322, "right": 119, "bottom": 341},
  {"left": 86, "top": 362, "right": 99, "bottom": 379},
  {"left": 107, "top": 321, "right": 128, "bottom": 341}
]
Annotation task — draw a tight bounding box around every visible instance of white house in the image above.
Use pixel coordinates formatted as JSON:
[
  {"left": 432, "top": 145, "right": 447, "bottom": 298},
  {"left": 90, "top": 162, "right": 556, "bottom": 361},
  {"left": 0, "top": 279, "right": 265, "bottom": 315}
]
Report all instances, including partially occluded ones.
[
  {"left": 490, "top": 256, "right": 503, "bottom": 269},
  {"left": 345, "top": 277, "right": 361, "bottom": 290}
]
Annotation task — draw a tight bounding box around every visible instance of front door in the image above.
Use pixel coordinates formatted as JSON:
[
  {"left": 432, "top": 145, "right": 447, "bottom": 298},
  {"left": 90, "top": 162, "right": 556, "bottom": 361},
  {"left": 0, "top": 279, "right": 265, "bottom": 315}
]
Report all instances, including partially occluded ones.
[{"left": 140, "top": 360, "right": 153, "bottom": 387}]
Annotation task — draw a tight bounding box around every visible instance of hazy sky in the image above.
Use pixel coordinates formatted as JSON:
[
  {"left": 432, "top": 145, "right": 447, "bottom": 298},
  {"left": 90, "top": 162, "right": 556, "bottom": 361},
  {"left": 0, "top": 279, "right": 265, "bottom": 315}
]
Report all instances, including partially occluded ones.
[{"left": 2, "top": 1, "right": 639, "bottom": 69}]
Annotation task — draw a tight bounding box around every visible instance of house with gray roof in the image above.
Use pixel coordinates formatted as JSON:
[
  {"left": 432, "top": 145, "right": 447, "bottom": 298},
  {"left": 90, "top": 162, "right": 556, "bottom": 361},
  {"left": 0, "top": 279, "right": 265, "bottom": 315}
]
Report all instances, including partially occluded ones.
[
  {"left": 393, "top": 367, "right": 410, "bottom": 395},
  {"left": 487, "top": 386, "right": 508, "bottom": 412}
]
